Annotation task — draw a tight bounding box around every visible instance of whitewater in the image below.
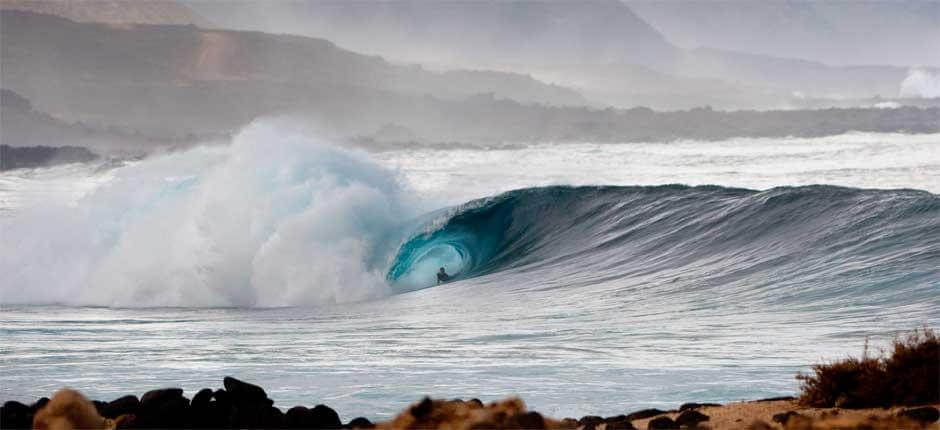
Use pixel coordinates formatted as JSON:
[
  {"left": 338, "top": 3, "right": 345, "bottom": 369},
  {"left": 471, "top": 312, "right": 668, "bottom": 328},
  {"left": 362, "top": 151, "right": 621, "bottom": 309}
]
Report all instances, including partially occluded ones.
[{"left": 1, "top": 121, "right": 939, "bottom": 418}]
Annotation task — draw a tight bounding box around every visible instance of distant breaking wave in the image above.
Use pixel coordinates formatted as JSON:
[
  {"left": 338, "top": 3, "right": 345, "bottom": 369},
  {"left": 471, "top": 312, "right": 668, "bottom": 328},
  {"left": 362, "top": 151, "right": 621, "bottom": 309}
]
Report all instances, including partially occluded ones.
[
  {"left": 900, "top": 68, "right": 940, "bottom": 98},
  {"left": 388, "top": 185, "right": 940, "bottom": 306}
]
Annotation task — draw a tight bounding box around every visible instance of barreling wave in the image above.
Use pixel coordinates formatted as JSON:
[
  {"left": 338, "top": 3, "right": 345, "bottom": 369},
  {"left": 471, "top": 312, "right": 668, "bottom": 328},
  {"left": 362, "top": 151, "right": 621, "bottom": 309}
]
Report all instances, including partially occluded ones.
[
  {"left": 2, "top": 119, "right": 937, "bottom": 307},
  {"left": 387, "top": 185, "right": 940, "bottom": 305}
]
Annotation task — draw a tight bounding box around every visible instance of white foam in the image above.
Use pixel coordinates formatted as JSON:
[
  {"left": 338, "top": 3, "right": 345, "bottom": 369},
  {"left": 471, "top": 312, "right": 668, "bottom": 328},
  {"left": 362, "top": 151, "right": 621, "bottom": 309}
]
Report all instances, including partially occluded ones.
[{"left": 0, "top": 121, "right": 416, "bottom": 307}]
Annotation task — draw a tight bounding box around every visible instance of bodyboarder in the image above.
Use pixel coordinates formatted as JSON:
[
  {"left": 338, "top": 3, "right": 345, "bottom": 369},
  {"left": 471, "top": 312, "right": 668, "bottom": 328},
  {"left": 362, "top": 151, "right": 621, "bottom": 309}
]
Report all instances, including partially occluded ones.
[{"left": 437, "top": 267, "right": 451, "bottom": 284}]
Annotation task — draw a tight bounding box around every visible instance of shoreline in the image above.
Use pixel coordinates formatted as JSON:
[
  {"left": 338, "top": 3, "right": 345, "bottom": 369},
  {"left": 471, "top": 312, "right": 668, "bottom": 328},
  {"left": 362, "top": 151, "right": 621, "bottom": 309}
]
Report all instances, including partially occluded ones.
[{"left": 3, "top": 377, "right": 938, "bottom": 429}]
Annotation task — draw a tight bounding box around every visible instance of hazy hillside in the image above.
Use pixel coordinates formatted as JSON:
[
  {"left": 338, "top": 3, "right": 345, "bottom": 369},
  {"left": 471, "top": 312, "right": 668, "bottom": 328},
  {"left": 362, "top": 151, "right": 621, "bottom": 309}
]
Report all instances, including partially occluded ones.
[
  {"left": 0, "top": 0, "right": 211, "bottom": 26},
  {"left": 1, "top": 10, "right": 585, "bottom": 137},
  {"left": 183, "top": 0, "right": 678, "bottom": 68},
  {"left": 627, "top": 0, "right": 940, "bottom": 68},
  {"left": 183, "top": 0, "right": 918, "bottom": 109}
]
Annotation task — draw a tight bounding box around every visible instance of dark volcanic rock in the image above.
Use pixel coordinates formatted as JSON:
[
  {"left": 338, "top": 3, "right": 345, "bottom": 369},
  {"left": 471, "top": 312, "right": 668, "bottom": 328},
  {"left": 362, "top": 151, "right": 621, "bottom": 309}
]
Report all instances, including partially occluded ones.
[
  {"left": 191, "top": 389, "right": 213, "bottom": 410},
  {"left": 578, "top": 415, "right": 604, "bottom": 429},
  {"left": 223, "top": 376, "right": 271, "bottom": 406},
  {"left": 30, "top": 398, "right": 50, "bottom": 413},
  {"left": 898, "top": 406, "right": 939, "bottom": 423},
  {"left": 212, "top": 389, "right": 230, "bottom": 407},
  {"left": 188, "top": 389, "right": 215, "bottom": 428},
  {"left": 647, "top": 416, "right": 679, "bottom": 429},
  {"left": 347, "top": 416, "right": 374, "bottom": 429},
  {"left": 1, "top": 401, "right": 32, "bottom": 429},
  {"left": 604, "top": 415, "right": 636, "bottom": 430},
  {"left": 140, "top": 388, "right": 184, "bottom": 409},
  {"left": 626, "top": 408, "right": 666, "bottom": 421},
  {"left": 675, "top": 410, "right": 709, "bottom": 427},
  {"left": 137, "top": 388, "right": 189, "bottom": 429},
  {"left": 771, "top": 411, "right": 801, "bottom": 425},
  {"left": 202, "top": 400, "right": 235, "bottom": 429},
  {"left": 101, "top": 395, "right": 139, "bottom": 419},
  {"left": 262, "top": 405, "right": 285, "bottom": 428},
  {"left": 286, "top": 406, "right": 311, "bottom": 428},
  {"left": 678, "top": 403, "right": 721, "bottom": 412},
  {"left": 511, "top": 411, "right": 545, "bottom": 429},
  {"left": 310, "top": 404, "right": 342, "bottom": 429},
  {"left": 0, "top": 145, "right": 99, "bottom": 171}
]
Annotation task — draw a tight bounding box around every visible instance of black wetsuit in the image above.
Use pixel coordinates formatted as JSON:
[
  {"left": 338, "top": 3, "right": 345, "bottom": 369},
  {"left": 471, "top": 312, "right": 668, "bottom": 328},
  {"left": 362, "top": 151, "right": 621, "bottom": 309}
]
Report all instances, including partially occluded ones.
[{"left": 437, "top": 271, "right": 451, "bottom": 284}]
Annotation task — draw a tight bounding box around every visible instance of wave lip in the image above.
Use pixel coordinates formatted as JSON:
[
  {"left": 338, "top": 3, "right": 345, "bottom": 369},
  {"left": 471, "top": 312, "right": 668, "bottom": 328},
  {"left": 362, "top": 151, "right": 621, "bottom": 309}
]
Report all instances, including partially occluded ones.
[{"left": 386, "top": 184, "right": 940, "bottom": 303}]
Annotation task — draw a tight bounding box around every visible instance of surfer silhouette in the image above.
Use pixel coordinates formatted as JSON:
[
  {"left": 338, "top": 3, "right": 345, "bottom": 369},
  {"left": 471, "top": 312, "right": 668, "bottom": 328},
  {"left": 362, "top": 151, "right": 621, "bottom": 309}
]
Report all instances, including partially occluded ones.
[{"left": 437, "top": 267, "right": 451, "bottom": 284}]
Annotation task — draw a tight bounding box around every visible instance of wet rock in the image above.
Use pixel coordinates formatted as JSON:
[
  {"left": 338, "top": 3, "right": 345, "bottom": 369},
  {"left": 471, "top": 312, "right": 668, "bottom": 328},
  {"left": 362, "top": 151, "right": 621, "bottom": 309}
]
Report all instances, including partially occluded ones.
[
  {"left": 286, "top": 406, "right": 311, "bottom": 428},
  {"left": 101, "top": 395, "right": 139, "bottom": 419},
  {"left": 347, "top": 416, "right": 374, "bottom": 429},
  {"left": 898, "top": 406, "right": 939, "bottom": 423},
  {"left": 188, "top": 390, "right": 215, "bottom": 428},
  {"left": 203, "top": 400, "right": 235, "bottom": 428},
  {"left": 310, "top": 404, "right": 342, "bottom": 429},
  {"left": 140, "top": 388, "right": 184, "bottom": 410},
  {"left": 262, "top": 405, "right": 285, "bottom": 428},
  {"left": 578, "top": 415, "right": 605, "bottom": 429},
  {"left": 220, "top": 378, "right": 277, "bottom": 429},
  {"left": 137, "top": 388, "right": 189, "bottom": 429},
  {"left": 647, "top": 416, "right": 678, "bottom": 429},
  {"left": 190, "top": 389, "right": 213, "bottom": 410},
  {"left": 468, "top": 398, "right": 483, "bottom": 408},
  {"left": 604, "top": 416, "right": 637, "bottom": 430},
  {"left": 223, "top": 376, "right": 271, "bottom": 406},
  {"left": 678, "top": 403, "right": 721, "bottom": 412},
  {"left": 772, "top": 411, "right": 801, "bottom": 425},
  {"left": 675, "top": 410, "right": 709, "bottom": 428},
  {"left": 626, "top": 409, "right": 666, "bottom": 421},
  {"left": 1, "top": 401, "right": 32, "bottom": 429}
]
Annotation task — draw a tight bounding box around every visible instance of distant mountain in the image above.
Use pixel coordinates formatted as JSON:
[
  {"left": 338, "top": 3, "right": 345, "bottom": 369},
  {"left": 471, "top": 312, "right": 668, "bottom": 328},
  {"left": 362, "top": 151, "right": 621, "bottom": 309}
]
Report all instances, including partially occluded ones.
[
  {"left": 1, "top": 10, "right": 585, "bottom": 138},
  {"left": 183, "top": 0, "right": 919, "bottom": 109},
  {"left": 0, "top": 0, "right": 211, "bottom": 26},
  {"left": 626, "top": 0, "right": 940, "bottom": 68},
  {"left": 182, "top": 0, "right": 678, "bottom": 68}
]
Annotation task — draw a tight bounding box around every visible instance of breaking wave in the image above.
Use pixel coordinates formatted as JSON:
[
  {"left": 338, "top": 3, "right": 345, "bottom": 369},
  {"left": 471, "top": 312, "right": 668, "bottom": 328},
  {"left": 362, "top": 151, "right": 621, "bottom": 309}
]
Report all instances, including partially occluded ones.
[{"left": 388, "top": 185, "right": 940, "bottom": 305}]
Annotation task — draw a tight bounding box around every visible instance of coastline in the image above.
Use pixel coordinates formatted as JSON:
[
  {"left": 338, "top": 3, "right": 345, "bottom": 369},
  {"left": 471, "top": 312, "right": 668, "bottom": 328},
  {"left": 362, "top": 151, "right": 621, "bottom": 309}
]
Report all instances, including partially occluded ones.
[{"left": 3, "top": 376, "right": 938, "bottom": 429}]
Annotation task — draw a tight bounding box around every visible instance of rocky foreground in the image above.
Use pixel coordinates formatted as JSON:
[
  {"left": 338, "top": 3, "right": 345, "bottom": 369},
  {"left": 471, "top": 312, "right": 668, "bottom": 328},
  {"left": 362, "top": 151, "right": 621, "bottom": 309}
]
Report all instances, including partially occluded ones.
[{"left": 1, "top": 376, "right": 938, "bottom": 429}]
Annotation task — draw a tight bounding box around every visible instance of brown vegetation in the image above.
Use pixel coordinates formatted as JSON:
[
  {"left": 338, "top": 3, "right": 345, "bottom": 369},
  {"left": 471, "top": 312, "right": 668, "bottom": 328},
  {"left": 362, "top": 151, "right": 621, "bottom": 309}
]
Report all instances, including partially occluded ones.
[{"left": 797, "top": 328, "right": 939, "bottom": 408}]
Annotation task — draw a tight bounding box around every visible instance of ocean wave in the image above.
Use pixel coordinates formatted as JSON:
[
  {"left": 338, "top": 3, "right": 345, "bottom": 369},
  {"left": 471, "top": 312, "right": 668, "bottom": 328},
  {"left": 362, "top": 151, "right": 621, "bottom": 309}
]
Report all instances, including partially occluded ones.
[{"left": 388, "top": 185, "right": 940, "bottom": 305}]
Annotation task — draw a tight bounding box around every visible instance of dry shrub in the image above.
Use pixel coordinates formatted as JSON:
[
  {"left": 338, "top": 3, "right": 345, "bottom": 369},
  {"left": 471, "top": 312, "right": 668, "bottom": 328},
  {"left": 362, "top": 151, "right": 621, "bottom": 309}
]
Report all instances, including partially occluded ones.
[{"left": 797, "top": 327, "right": 939, "bottom": 408}]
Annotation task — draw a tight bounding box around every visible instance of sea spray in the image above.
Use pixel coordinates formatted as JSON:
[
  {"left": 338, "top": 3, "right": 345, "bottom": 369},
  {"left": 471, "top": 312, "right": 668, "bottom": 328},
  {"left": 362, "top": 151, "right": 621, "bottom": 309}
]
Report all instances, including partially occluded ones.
[
  {"left": 0, "top": 121, "right": 416, "bottom": 307},
  {"left": 900, "top": 68, "right": 940, "bottom": 99}
]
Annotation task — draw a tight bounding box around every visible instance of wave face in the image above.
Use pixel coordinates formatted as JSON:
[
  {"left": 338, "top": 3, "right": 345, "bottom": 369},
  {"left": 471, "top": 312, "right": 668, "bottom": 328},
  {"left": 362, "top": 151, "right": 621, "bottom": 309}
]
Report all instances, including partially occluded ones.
[{"left": 388, "top": 185, "right": 940, "bottom": 305}]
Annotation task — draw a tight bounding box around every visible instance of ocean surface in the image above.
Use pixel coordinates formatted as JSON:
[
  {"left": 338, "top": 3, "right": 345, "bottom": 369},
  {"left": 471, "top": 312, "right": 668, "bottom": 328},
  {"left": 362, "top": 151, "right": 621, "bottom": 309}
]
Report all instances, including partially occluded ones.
[{"left": 1, "top": 123, "right": 939, "bottom": 419}]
